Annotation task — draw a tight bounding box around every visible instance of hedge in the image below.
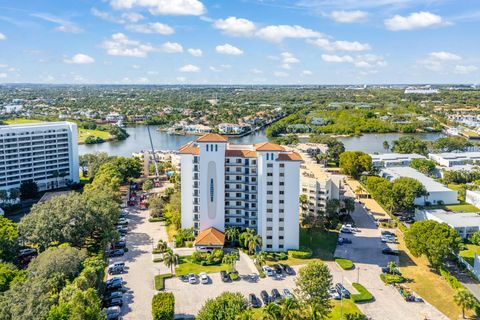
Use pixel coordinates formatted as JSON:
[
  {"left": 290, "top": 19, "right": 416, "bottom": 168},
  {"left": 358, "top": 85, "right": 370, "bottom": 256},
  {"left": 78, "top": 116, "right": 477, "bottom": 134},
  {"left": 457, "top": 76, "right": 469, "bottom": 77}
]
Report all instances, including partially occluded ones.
[
  {"left": 351, "top": 283, "right": 374, "bottom": 303},
  {"left": 153, "top": 257, "right": 164, "bottom": 263},
  {"left": 335, "top": 258, "right": 354, "bottom": 270},
  {"left": 152, "top": 292, "right": 174, "bottom": 320},
  {"left": 439, "top": 267, "right": 464, "bottom": 290},
  {"left": 380, "top": 273, "right": 406, "bottom": 284},
  {"left": 288, "top": 246, "right": 313, "bottom": 259},
  {"left": 154, "top": 273, "right": 172, "bottom": 291},
  {"left": 149, "top": 217, "right": 165, "bottom": 222}
]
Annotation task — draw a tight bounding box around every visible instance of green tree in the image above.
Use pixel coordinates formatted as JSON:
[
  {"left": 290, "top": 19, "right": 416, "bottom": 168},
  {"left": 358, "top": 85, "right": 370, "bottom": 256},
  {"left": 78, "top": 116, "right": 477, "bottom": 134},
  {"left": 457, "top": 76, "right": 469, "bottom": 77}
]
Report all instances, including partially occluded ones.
[
  {"left": 409, "top": 158, "right": 436, "bottom": 175},
  {"left": 432, "top": 137, "right": 472, "bottom": 152},
  {"left": 48, "top": 287, "right": 104, "bottom": 320},
  {"left": 0, "top": 263, "right": 26, "bottom": 292},
  {"left": 163, "top": 249, "right": 179, "bottom": 274},
  {"left": 405, "top": 220, "right": 462, "bottom": 267},
  {"left": 346, "top": 313, "right": 368, "bottom": 320},
  {"left": 0, "top": 216, "right": 19, "bottom": 262},
  {"left": 19, "top": 180, "right": 38, "bottom": 200},
  {"left": 149, "top": 196, "right": 164, "bottom": 218},
  {"left": 309, "top": 136, "right": 345, "bottom": 166},
  {"left": 470, "top": 231, "right": 480, "bottom": 246},
  {"left": 294, "top": 261, "right": 332, "bottom": 318},
  {"left": 0, "top": 190, "right": 7, "bottom": 204},
  {"left": 388, "top": 261, "right": 397, "bottom": 275},
  {"left": 454, "top": 289, "right": 476, "bottom": 319},
  {"left": 156, "top": 240, "right": 168, "bottom": 258},
  {"left": 143, "top": 179, "right": 154, "bottom": 191},
  {"left": 343, "top": 198, "right": 355, "bottom": 215},
  {"left": 254, "top": 251, "right": 267, "bottom": 268},
  {"left": 79, "top": 152, "right": 111, "bottom": 178},
  {"left": 240, "top": 228, "right": 262, "bottom": 254},
  {"left": 280, "top": 297, "right": 299, "bottom": 318},
  {"left": 390, "top": 177, "right": 427, "bottom": 212},
  {"left": 382, "top": 140, "right": 390, "bottom": 151},
  {"left": 263, "top": 302, "right": 281, "bottom": 320},
  {"left": 339, "top": 151, "right": 372, "bottom": 179},
  {"left": 8, "top": 188, "right": 20, "bottom": 203},
  {"left": 152, "top": 292, "right": 174, "bottom": 320},
  {"left": 225, "top": 227, "right": 239, "bottom": 245},
  {"left": 196, "top": 292, "right": 247, "bottom": 320},
  {"left": 111, "top": 157, "right": 142, "bottom": 182},
  {"left": 391, "top": 136, "right": 428, "bottom": 155},
  {"left": 222, "top": 252, "right": 239, "bottom": 272}
]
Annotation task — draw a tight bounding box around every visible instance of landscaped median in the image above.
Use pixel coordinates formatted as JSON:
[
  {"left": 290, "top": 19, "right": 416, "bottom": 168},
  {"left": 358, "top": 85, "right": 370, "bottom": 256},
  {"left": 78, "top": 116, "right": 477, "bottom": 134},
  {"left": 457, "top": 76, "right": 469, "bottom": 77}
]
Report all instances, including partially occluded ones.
[
  {"left": 154, "top": 273, "right": 172, "bottom": 291},
  {"left": 334, "top": 257, "right": 354, "bottom": 270},
  {"left": 350, "top": 283, "right": 374, "bottom": 303}
]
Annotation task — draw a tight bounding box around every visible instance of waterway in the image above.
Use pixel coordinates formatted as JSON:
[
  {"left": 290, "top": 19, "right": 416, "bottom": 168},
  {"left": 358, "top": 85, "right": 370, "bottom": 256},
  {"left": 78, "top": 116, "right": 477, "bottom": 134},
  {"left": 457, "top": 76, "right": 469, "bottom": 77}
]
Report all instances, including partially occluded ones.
[{"left": 78, "top": 125, "right": 444, "bottom": 156}]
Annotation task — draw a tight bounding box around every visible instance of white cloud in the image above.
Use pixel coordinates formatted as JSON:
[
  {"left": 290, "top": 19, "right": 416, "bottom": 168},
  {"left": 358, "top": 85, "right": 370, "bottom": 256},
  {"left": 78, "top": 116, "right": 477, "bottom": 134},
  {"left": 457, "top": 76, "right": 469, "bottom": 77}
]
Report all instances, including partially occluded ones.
[
  {"left": 251, "top": 68, "right": 263, "bottom": 74},
  {"left": 54, "top": 25, "right": 84, "bottom": 33},
  {"left": 176, "top": 76, "right": 186, "bottom": 82},
  {"left": 179, "top": 64, "right": 200, "bottom": 72},
  {"left": 213, "top": 17, "right": 256, "bottom": 37},
  {"left": 209, "top": 66, "right": 221, "bottom": 72},
  {"left": 302, "top": 70, "right": 313, "bottom": 75},
  {"left": 0, "top": 73, "right": 7, "bottom": 78},
  {"left": 256, "top": 25, "right": 321, "bottom": 42},
  {"left": 64, "top": 53, "right": 95, "bottom": 64},
  {"left": 454, "top": 65, "right": 478, "bottom": 74},
  {"left": 385, "top": 11, "right": 445, "bottom": 31},
  {"left": 92, "top": 8, "right": 120, "bottom": 23},
  {"left": 31, "top": 13, "right": 84, "bottom": 33},
  {"left": 274, "top": 71, "right": 289, "bottom": 78},
  {"left": 110, "top": 0, "right": 206, "bottom": 16},
  {"left": 429, "top": 51, "right": 461, "bottom": 61},
  {"left": 354, "top": 54, "right": 387, "bottom": 68},
  {"left": 132, "top": 64, "right": 140, "bottom": 69},
  {"left": 187, "top": 48, "right": 203, "bottom": 57},
  {"left": 309, "top": 38, "right": 370, "bottom": 51},
  {"left": 161, "top": 42, "right": 183, "bottom": 53},
  {"left": 321, "top": 54, "right": 353, "bottom": 63},
  {"left": 215, "top": 43, "right": 243, "bottom": 55},
  {"left": 122, "top": 12, "right": 144, "bottom": 23},
  {"left": 330, "top": 10, "right": 368, "bottom": 23},
  {"left": 280, "top": 52, "right": 300, "bottom": 69},
  {"left": 0, "top": 32, "right": 5, "bottom": 40},
  {"left": 101, "top": 33, "right": 155, "bottom": 57},
  {"left": 126, "top": 22, "right": 174, "bottom": 35}
]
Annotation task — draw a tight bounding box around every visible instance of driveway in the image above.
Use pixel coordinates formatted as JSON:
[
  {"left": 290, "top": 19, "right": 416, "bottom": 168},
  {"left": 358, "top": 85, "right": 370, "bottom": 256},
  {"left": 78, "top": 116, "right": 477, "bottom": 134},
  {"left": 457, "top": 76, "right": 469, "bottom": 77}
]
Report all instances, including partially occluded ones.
[
  {"left": 333, "top": 195, "right": 448, "bottom": 320},
  {"left": 107, "top": 205, "right": 169, "bottom": 320}
]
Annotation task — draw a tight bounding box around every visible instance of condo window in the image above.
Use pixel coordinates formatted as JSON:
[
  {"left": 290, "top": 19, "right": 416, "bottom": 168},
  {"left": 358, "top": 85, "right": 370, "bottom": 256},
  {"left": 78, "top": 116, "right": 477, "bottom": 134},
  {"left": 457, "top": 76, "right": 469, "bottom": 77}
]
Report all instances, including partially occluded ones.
[
  {"left": 279, "top": 236, "right": 284, "bottom": 240},
  {"left": 280, "top": 164, "right": 285, "bottom": 168},
  {"left": 267, "top": 164, "right": 273, "bottom": 168},
  {"left": 267, "top": 209, "right": 273, "bottom": 213},
  {"left": 267, "top": 173, "right": 273, "bottom": 177},
  {"left": 267, "top": 191, "right": 273, "bottom": 195},
  {"left": 279, "top": 245, "right": 284, "bottom": 249},
  {"left": 279, "top": 182, "right": 284, "bottom": 186},
  {"left": 267, "top": 218, "right": 273, "bottom": 222},
  {"left": 267, "top": 200, "right": 273, "bottom": 204},
  {"left": 210, "top": 178, "right": 214, "bottom": 202},
  {"left": 279, "top": 191, "right": 284, "bottom": 195},
  {"left": 279, "top": 218, "right": 284, "bottom": 222},
  {"left": 267, "top": 227, "right": 272, "bottom": 231},
  {"left": 279, "top": 200, "right": 284, "bottom": 204},
  {"left": 206, "top": 145, "right": 209, "bottom": 152},
  {"left": 215, "top": 145, "right": 218, "bottom": 152},
  {"left": 279, "top": 227, "right": 284, "bottom": 231},
  {"left": 267, "top": 245, "right": 272, "bottom": 249},
  {"left": 267, "top": 236, "right": 272, "bottom": 240},
  {"left": 267, "top": 182, "right": 273, "bottom": 186}
]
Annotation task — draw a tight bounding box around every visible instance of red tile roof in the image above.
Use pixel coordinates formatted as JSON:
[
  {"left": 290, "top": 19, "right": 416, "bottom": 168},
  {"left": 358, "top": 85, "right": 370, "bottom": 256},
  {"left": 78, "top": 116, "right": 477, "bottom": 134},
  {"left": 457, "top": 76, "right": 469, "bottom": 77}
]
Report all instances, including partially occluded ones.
[
  {"left": 225, "top": 149, "right": 257, "bottom": 158},
  {"left": 254, "top": 141, "right": 285, "bottom": 151},
  {"left": 178, "top": 142, "right": 200, "bottom": 155},
  {"left": 196, "top": 133, "right": 228, "bottom": 143},
  {"left": 277, "top": 152, "right": 303, "bottom": 161},
  {"left": 194, "top": 227, "right": 225, "bottom": 246}
]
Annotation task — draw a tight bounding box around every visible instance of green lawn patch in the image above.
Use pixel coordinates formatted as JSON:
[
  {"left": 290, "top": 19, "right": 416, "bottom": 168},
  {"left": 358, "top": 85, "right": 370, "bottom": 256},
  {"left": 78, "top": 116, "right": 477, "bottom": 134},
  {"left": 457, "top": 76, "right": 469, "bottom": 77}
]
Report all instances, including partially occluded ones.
[
  {"left": 445, "top": 202, "right": 480, "bottom": 213},
  {"left": 78, "top": 128, "right": 112, "bottom": 144},
  {"left": 174, "top": 256, "right": 229, "bottom": 276},
  {"left": 335, "top": 258, "right": 354, "bottom": 270},
  {"left": 300, "top": 228, "right": 339, "bottom": 261},
  {"left": 328, "top": 299, "right": 363, "bottom": 319},
  {"left": 459, "top": 244, "right": 480, "bottom": 267},
  {"left": 351, "top": 283, "right": 374, "bottom": 303},
  {"left": 149, "top": 217, "right": 165, "bottom": 222},
  {"left": 154, "top": 273, "right": 172, "bottom": 290},
  {"left": 4, "top": 118, "right": 42, "bottom": 125},
  {"left": 380, "top": 273, "right": 406, "bottom": 284}
]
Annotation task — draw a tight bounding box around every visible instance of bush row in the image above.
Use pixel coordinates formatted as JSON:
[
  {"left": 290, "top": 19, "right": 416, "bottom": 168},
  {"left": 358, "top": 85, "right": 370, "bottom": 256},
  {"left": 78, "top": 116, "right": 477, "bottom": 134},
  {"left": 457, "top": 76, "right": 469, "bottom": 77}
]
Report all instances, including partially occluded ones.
[
  {"left": 288, "top": 246, "right": 313, "bottom": 259},
  {"left": 380, "top": 273, "right": 406, "bottom": 284},
  {"left": 152, "top": 292, "right": 174, "bottom": 320},
  {"left": 351, "top": 283, "right": 374, "bottom": 303},
  {"left": 335, "top": 257, "right": 354, "bottom": 270},
  {"left": 154, "top": 273, "right": 172, "bottom": 291},
  {"left": 439, "top": 267, "right": 464, "bottom": 290}
]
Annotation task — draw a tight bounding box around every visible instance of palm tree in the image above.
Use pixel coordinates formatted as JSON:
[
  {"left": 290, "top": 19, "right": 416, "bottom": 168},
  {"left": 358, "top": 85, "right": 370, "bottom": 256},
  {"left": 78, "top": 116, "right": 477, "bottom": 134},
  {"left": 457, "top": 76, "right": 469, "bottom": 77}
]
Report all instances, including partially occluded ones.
[
  {"left": 454, "top": 289, "right": 476, "bottom": 319},
  {"left": 263, "top": 302, "right": 281, "bottom": 320},
  {"left": 388, "top": 260, "right": 397, "bottom": 275},
  {"left": 299, "top": 194, "right": 308, "bottom": 215},
  {"left": 383, "top": 140, "right": 390, "bottom": 151},
  {"left": 222, "top": 252, "right": 239, "bottom": 272},
  {"left": 225, "top": 227, "right": 239, "bottom": 246},
  {"left": 254, "top": 251, "right": 267, "bottom": 268},
  {"left": 304, "top": 303, "right": 323, "bottom": 320},
  {"left": 0, "top": 190, "right": 7, "bottom": 204},
  {"left": 343, "top": 198, "right": 355, "bottom": 216},
  {"left": 247, "top": 234, "right": 262, "bottom": 255},
  {"left": 163, "top": 248, "right": 179, "bottom": 274},
  {"left": 236, "top": 309, "right": 255, "bottom": 320},
  {"left": 156, "top": 239, "right": 168, "bottom": 258},
  {"left": 281, "top": 297, "right": 299, "bottom": 318}
]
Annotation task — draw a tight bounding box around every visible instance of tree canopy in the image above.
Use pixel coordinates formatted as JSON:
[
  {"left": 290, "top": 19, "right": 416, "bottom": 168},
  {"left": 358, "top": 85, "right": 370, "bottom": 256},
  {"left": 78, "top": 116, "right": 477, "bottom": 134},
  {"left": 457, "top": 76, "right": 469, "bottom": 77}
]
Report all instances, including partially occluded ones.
[
  {"left": 339, "top": 151, "right": 372, "bottom": 179},
  {"left": 391, "top": 136, "right": 429, "bottom": 155},
  {"left": 0, "top": 217, "right": 19, "bottom": 262},
  {"left": 196, "top": 292, "right": 247, "bottom": 320},
  {"left": 409, "top": 158, "right": 436, "bottom": 175}
]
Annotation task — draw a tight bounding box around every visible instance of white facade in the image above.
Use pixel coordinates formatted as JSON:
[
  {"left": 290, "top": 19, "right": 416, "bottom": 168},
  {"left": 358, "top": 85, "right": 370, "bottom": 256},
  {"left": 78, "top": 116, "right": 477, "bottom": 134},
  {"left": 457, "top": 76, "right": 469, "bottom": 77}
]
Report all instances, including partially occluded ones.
[
  {"left": 179, "top": 134, "right": 302, "bottom": 251},
  {"left": 381, "top": 166, "right": 458, "bottom": 205},
  {"left": 429, "top": 152, "right": 480, "bottom": 167},
  {"left": 300, "top": 164, "right": 339, "bottom": 216},
  {"left": 415, "top": 208, "right": 480, "bottom": 238},
  {"left": 466, "top": 190, "right": 480, "bottom": 209},
  {"left": 0, "top": 122, "right": 79, "bottom": 191},
  {"left": 370, "top": 153, "right": 427, "bottom": 168}
]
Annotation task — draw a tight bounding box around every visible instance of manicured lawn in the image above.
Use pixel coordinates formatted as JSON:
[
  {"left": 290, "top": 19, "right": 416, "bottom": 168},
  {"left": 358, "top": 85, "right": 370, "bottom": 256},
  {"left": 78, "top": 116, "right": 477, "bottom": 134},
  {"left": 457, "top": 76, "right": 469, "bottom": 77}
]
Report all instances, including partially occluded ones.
[
  {"left": 300, "top": 228, "right": 339, "bottom": 261},
  {"left": 328, "top": 299, "right": 363, "bottom": 319},
  {"left": 397, "top": 232, "right": 471, "bottom": 319},
  {"left": 445, "top": 202, "right": 480, "bottom": 213},
  {"left": 154, "top": 273, "right": 172, "bottom": 290},
  {"left": 78, "top": 128, "right": 111, "bottom": 143},
  {"left": 174, "top": 256, "right": 229, "bottom": 276},
  {"left": 459, "top": 244, "right": 480, "bottom": 266},
  {"left": 4, "top": 118, "right": 42, "bottom": 124},
  {"left": 335, "top": 258, "right": 354, "bottom": 270}
]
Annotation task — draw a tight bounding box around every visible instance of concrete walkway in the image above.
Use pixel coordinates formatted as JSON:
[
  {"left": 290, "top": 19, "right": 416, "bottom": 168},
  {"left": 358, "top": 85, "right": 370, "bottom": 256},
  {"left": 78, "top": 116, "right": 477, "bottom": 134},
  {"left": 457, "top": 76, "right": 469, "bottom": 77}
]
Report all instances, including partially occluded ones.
[{"left": 237, "top": 250, "right": 258, "bottom": 275}]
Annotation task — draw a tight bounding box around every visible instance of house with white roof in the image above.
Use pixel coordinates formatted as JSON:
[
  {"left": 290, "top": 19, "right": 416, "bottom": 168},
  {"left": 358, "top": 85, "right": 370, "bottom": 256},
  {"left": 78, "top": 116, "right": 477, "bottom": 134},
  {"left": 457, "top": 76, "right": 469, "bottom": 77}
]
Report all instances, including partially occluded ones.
[
  {"left": 370, "top": 153, "right": 427, "bottom": 168},
  {"left": 415, "top": 208, "right": 480, "bottom": 238}
]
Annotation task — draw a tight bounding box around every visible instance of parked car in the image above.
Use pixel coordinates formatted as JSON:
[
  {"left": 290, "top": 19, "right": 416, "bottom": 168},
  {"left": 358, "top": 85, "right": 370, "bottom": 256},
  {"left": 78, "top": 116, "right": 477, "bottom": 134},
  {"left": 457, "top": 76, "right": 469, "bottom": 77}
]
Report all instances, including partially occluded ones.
[
  {"left": 280, "top": 264, "right": 295, "bottom": 275},
  {"left": 106, "top": 282, "right": 123, "bottom": 291},
  {"left": 113, "top": 241, "right": 126, "bottom": 249},
  {"left": 188, "top": 273, "right": 197, "bottom": 284},
  {"left": 180, "top": 275, "right": 189, "bottom": 282},
  {"left": 260, "top": 290, "right": 270, "bottom": 305},
  {"left": 106, "top": 298, "right": 123, "bottom": 307},
  {"left": 262, "top": 266, "right": 274, "bottom": 276},
  {"left": 249, "top": 294, "right": 261, "bottom": 308},
  {"left": 283, "top": 288, "right": 294, "bottom": 300},
  {"left": 382, "top": 248, "right": 399, "bottom": 256},
  {"left": 339, "top": 237, "right": 352, "bottom": 244},
  {"left": 108, "top": 265, "right": 125, "bottom": 275},
  {"left": 381, "top": 230, "right": 395, "bottom": 237},
  {"left": 329, "top": 287, "right": 341, "bottom": 300},
  {"left": 271, "top": 289, "right": 282, "bottom": 304},
  {"left": 199, "top": 272, "right": 209, "bottom": 284},
  {"left": 117, "top": 218, "right": 129, "bottom": 225},
  {"left": 104, "top": 291, "right": 123, "bottom": 301},
  {"left": 18, "top": 248, "right": 37, "bottom": 257},
  {"left": 109, "top": 249, "right": 125, "bottom": 257},
  {"left": 340, "top": 226, "right": 352, "bottom": 233},
  {"left": 335, "top": 283, "right": 350, "bottom": 298},
  {"left": 116, "top": 225, "right": 128, "bottom": 233},
  {"left": 273, "top": 264, "right": 283, "bottom": 275},
  {"left": 104, "top": 306, "right": 121, "bottom": 320},
  {"left": 220, "top": 270, "right": 230, "bottom": 282}
]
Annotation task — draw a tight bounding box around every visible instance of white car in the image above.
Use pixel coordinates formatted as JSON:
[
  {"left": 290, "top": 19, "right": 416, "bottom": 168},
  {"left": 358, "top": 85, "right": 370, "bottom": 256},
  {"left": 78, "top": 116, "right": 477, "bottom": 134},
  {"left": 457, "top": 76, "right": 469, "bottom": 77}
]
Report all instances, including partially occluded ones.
[
  {"left": 329, "top": 287, "right": 341, "bottom": 300},
  {"left": 199, "top": 272, "right": 209, "bottom": 284},
  {"left": 188, "top": 273, "right": 197, "bottom": 284},
  {"left": 262, "top": 266, "right": 274, "bottom": 276}
]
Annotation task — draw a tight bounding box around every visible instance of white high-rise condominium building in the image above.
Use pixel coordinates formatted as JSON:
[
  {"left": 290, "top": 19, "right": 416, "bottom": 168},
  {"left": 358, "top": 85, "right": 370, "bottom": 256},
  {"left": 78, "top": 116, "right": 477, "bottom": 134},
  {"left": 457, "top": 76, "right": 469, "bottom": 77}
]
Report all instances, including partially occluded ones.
[
  {"left": 179, "top": 134, "right": 302, "bottom": 251},
  {"left": 0, "top": 122, "right": 79, "bottom": 191}
]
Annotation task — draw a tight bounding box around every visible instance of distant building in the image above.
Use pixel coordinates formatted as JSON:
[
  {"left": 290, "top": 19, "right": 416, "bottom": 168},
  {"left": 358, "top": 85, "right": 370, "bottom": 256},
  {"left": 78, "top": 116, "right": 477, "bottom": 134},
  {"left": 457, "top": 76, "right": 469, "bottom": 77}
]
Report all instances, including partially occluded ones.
[
  {"left": 429, "top": 152, "right": 480, "bottom": 167},
  {"left": 217, "top": 123, "right": 251, "bottom": 135},
  {"left": 183, "top": 124, "right": 213, "bottom": 134},
  {"left": 0, "top": 122, "right": 79, "bottom": 191},
  {"left": 370, "top": 153, "right": 427, "bottom": 168},
  {"left": 404, "top": 86, "right": 439, "bottom": 94},
  {"left": 415, "top": 208, "right": 480, "bottom": 239},
  {"left": 105, "top": 112, "right": 124, "bottom": 123},
  {"left": 381, "top": 166, "right": 458, "bottom": 205},
  {"left": 466, "top": 190, "right": 480, "bottom": 209}
]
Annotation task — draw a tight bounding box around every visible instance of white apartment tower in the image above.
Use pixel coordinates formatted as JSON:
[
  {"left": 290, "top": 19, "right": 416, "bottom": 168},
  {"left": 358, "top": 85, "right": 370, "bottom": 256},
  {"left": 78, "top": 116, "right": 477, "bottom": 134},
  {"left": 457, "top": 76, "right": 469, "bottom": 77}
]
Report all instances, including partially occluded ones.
[
  {"left": 179, "top": 134, "right": 302, "bottom": 251},
  {"left": 0, "top": 122, "right": 80, "bottom": 191}
]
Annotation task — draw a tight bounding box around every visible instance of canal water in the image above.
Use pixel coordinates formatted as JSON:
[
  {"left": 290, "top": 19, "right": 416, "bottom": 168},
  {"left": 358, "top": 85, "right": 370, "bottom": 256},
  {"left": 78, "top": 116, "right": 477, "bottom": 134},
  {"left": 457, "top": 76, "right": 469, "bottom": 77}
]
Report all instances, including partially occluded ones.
[{"left": 78, "top": 125, "right": 444, "bottom": 156}]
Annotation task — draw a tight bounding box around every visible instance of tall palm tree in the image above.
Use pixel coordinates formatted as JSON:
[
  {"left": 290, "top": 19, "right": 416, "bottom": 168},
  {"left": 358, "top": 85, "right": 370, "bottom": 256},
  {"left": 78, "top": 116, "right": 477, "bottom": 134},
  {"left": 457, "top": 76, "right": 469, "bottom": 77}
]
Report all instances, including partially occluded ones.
[
  {"left": 163, "top": 248, "right": 179, "bottom": 274},
  {"left": 387, "top": 260, "right": 397, "bottom": 275},
  {"left": 247, "top": 234, "right": 262, "bottom": 255},
  {"left": 304, "top": 303, "right": 322, "bottom": 320},
  {"left": 225, "top": 227, "right": 239, "bottom": 246},
  {"left": 156, "top": 239, "right": 168, "bottom": 258},
  {"left": 281, "top": 297, "right": 299, "bottom": 318},
  {"left": 254, "top": 251, "right": 267, "bottom": 268},
  {"left": 263, "top": 302, "right": 281, "bottom": 320},
  {"left": 240, "top": 228, "right": 255, "bottom": 248},
  {"left": 299, "top": 194, "right": 308, "bottom": 215},
  {"left": 454, "top": 289, "right": 476, "bottom": 319},
  {"left": 222, "top": 252, "right": 239, "bottom": 272}
]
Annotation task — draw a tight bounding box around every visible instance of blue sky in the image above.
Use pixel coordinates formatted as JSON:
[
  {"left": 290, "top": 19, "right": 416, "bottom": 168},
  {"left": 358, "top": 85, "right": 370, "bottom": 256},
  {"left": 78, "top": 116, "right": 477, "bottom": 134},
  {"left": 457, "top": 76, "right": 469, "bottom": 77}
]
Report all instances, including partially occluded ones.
[{"left": 0, "top": 0, "right": 479, "bottom": 84}]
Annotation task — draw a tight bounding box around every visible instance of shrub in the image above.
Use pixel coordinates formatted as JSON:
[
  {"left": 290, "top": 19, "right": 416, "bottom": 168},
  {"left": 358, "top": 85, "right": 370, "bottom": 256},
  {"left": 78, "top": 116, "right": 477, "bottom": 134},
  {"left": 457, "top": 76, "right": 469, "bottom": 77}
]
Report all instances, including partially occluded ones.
[
  {"left": 149, "top": 217, "right": 165, "bottom": 223},
  {"left": 335, "top": 258, "right": 354, "bottom": 270},
  {"left": 259, "top": 271, "right": 266, "bottom": 278},
  {"left": 351, "top": 283, "right": 374, "bottom": 303},
  {"left": 153, "top": 258, "right": 164, "bottom": 263},
  {"left": 380, "top": 273, "right": 406, "bottom": 284},
  {"left": 288, "top": 247, "right": 313, "bottom": 259},
  {"left": 191, "top": 249, "right": 224, "bottom": 265},
  {"left": 152, "top": 292, "right": 174, "bottom": 320},
  {"left": 154, "top": 274, "right": 172, "bottom": 291},
  {"left": 229, "top": 272, "right": 239, "bottom": 281},
  {"left": 439, "top": 267, "right": 463, "bottom": 290}
]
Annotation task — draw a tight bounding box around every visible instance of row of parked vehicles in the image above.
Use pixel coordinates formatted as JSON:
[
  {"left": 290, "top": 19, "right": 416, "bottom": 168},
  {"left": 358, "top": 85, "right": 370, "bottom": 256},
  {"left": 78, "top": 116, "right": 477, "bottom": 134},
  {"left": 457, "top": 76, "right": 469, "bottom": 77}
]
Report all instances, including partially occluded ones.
[
  {"left": 110, "top": 210, "right": 129, "bottom": 258},
  {"left": 103, "top": 277, "right": 126, "bottom": 319},
  {"left": 380, "top": 230, "right": 400, "bottom": 256},
  {"left": 249, "top": 288, "right": 295, "bottom": 308},
  {"left": 329, "top": 283, "right": 351, "bottom": 300},
  {"left": 262, "top": 264, "right": 295, "bottom": 277}
]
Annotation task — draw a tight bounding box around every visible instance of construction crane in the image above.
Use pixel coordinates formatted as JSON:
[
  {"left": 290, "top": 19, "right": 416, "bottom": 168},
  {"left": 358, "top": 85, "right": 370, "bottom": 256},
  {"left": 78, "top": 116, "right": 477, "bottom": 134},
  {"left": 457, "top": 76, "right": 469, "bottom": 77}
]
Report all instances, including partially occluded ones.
[{"left": 146, "top": 116, "right": 161, "bottom": 187}]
